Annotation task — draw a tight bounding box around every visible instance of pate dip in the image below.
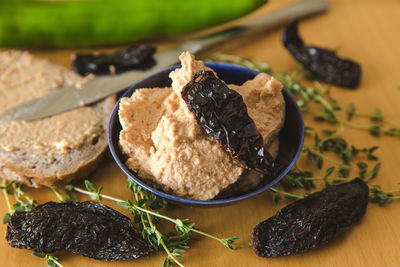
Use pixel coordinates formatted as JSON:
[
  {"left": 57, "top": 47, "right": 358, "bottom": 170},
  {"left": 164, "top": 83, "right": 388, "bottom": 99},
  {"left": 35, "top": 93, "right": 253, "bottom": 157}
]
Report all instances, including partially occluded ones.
[{"left": 119, "top": 52, "right": 285, "bottom": 200}]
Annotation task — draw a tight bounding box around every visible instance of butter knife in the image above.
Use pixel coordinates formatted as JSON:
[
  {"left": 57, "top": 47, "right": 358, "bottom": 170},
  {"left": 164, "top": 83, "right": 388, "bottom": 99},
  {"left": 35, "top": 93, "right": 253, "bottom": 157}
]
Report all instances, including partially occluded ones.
[{"left": 0, "top": 0, "right": 328, "bottom": 122}]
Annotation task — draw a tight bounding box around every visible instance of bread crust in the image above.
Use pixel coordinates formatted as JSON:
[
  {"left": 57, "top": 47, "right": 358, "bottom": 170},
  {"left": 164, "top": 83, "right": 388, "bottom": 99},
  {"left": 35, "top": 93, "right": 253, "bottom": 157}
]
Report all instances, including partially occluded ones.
[{"left": 0, "top": 148, "right": 106, "bottom": 187}]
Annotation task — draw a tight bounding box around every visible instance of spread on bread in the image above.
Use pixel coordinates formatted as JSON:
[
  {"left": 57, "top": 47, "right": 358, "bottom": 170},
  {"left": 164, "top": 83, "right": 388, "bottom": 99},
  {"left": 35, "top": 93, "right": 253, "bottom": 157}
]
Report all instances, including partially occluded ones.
[{"left": 0, "top": 51, "right": 115, "bottom": 187}]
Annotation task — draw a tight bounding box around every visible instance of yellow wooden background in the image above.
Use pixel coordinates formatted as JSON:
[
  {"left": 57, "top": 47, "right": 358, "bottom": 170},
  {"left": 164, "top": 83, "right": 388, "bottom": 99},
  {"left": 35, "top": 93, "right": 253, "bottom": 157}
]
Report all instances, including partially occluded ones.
[{"left": 1, "top": 0, "right": 400, "bottom": 266}]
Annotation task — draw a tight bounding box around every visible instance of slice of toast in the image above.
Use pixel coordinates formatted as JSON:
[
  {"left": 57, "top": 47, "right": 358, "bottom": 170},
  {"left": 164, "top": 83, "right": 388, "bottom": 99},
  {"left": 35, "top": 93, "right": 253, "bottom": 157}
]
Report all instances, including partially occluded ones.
[{"left": 0, "top": 50, "right": 116, "bottom": 187}]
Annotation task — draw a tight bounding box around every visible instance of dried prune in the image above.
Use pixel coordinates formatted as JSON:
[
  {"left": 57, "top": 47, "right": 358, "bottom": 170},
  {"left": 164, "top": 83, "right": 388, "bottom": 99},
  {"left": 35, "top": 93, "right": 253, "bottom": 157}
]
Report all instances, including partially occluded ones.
[
  {"left": 71, "top": 44, "right": 156, "bottom": 76},
  {"left": 282, "top": 20, "right": 361, "bottom": 89},
  {"left": 6, "top": 201, "right": 152, "bottom": 261},
  {"left": 181, "top": 71, "right": 274, "bottom": 175},
  {"left": 253, "top": 178, "right": 369, "bottom": 257}
]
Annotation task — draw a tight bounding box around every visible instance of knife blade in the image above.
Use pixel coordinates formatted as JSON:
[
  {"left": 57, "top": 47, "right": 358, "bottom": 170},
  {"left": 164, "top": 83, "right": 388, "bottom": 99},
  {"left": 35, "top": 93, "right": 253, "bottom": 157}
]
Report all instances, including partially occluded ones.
[{"left": 0, "top": 0, "right": 328, "bottom": 122}]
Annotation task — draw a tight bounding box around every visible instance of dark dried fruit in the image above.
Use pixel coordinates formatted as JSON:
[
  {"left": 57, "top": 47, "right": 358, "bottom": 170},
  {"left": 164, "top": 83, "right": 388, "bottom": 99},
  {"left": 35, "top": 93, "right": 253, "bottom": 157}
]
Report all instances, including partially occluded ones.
[
  {"left": 71, "top": 44, "right": 156, "bottom": 76},
  {"left": 253, "top": 178, "right": 369, "bottom": 257},
  {"left": 6, "top": 201, "right": 152, "bottom": 261},
  {"left": 282, "top": 19, "right": 361, "bottom": 89},
  {"left": 181, "top": 70, "right": 274, "bottom": 175}
]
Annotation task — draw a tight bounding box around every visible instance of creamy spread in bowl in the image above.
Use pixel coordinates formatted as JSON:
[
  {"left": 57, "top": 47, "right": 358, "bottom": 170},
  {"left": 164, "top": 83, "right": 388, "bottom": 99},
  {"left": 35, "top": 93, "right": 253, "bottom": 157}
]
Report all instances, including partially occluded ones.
[
  {"left": 117, "top": 53, "right": 285, "bottom": 201},
  {"left": 108, "top": 52, "right": 304, "bottom": 206}
]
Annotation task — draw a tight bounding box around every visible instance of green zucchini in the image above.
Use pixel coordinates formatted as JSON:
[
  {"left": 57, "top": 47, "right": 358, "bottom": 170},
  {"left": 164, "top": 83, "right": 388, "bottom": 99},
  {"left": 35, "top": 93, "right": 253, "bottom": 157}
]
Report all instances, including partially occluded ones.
[{"left": 0, "top": 0, "right": 266, "bottom": 48}]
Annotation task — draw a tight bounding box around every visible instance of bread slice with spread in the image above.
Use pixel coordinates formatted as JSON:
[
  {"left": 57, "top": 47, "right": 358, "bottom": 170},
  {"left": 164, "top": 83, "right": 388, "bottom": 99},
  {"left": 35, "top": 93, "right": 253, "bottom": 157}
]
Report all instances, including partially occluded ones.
[{"left": 0, "top": 50, "right": 115, "bottom": 187}]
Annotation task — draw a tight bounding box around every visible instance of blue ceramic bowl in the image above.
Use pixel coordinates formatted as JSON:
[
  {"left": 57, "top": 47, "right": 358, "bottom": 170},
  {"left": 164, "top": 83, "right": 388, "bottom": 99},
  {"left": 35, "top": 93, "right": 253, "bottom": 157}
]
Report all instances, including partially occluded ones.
[{"left": 108, "top": 62, "right": 304, "bottom": 206}]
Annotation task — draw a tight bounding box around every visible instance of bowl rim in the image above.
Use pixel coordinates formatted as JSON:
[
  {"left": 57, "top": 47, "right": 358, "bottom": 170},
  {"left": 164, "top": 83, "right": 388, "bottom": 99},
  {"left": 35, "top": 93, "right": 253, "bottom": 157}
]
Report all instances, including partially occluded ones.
[{"left": 107, "top": 62, "right": 304, "bottom": 206}]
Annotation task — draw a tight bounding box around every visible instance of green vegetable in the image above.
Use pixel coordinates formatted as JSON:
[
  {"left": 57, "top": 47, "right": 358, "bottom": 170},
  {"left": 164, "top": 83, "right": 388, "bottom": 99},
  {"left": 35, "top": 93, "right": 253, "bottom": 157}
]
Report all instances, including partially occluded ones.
[{"left": 0, "top": 0, "right": 266, "bottom": 48}]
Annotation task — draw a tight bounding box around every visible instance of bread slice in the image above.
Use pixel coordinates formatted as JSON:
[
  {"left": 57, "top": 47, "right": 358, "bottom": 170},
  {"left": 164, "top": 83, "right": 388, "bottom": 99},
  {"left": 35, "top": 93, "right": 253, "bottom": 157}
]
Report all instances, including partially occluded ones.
[{"left": 0, "top": 50, "right": 116, "bottom": 187}]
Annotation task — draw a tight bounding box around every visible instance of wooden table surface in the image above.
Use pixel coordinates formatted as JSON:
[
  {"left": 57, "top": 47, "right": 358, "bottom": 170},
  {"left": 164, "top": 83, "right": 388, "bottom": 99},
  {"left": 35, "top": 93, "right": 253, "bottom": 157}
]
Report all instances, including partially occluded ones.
[{"left": 1, "top": 0, "right": 400, "bottom": 266}]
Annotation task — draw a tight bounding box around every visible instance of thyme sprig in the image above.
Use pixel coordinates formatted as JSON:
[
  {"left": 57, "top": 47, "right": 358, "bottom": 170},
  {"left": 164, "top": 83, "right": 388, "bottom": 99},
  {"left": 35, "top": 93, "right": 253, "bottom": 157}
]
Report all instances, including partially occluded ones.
[
  {"left": 65, "top": 180, "right": 240, "bottom": 267},
  {"left": 1, "top": 179, "right": 13, "bottom": 223},
  {"left": 210, "top": 53, "right": 273, "bottom": 74},
  {"left": 210, "top": 53, "right": 400, "bottom": 205},
  {"left": 269, "top": 185, "right": 307, "bottom": 204},
  {"left": 1, "top": 181, "right": 36, "bottom": 224},
  {"left": 369, "top": 185, "right": 400, "bottom": 206}
]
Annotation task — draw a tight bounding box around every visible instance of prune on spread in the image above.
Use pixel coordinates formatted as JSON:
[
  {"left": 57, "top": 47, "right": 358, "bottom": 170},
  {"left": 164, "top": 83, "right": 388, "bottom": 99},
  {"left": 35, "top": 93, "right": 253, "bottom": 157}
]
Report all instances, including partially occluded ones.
[{"left": 181, "top": 70, "right": 274, "bottom": 175}]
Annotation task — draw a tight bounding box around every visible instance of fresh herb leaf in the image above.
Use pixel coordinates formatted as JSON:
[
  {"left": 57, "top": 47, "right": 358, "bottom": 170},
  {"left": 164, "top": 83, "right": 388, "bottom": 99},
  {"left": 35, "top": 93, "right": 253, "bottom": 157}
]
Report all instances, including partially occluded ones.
[
  {"left": 324, "top": 167, "right": 335, "bottom": 178},
  {"left": 32, "top": 253, "right": 63, "bottom": 267},
  {"left": 345, "top": 104, "right": 355, "bottom": 121},
  {"left": 368, "top": 124, "right": 381, "bottom": 136},
  {"left": 368, "top": 163, "right": 381, "bottom": 180},
  {"left": 387, "top": 128, "right": 400, "bottom": 136},
  {"left": 3, "top": 212, "right": 10, "bottom": 224},
  {"left": 117, "top": 201, "right": 131, "bottom": 210},
  {"left": 369, "top": 185, "right": 400, "bottom": 206},
  {"left": 280, "top": 170, "right": 315, "bottom": 190},
  {"left": 32, "top": 252, "right": 46, "bottom": 258},
  {"left": 371, "top": 108, "right": 383, "bottom": 122},
  {"left": 84, "top": 180, "right": 102, "bottom": 201},
  {"left": 221, "top": 236, "right": 240, "bottom": 250},
  {"left": 84, "top": 180, "right": 96, "bottom": 192},
  {"left": 50, "top": 187, "right": 65, "bottom": 202},
  {"left": 46, "top": 259, "right": 56, "bottom": 267},
  {"left": 0, "top": 181, "right": 14, "bottom": 191}
]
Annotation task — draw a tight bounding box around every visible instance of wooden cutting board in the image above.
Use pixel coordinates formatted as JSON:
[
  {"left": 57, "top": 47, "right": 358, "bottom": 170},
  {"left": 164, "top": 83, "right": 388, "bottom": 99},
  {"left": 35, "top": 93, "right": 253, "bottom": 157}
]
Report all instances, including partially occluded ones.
[{"left": 1, "top": 0, "right": 400, "bottom": 266}]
